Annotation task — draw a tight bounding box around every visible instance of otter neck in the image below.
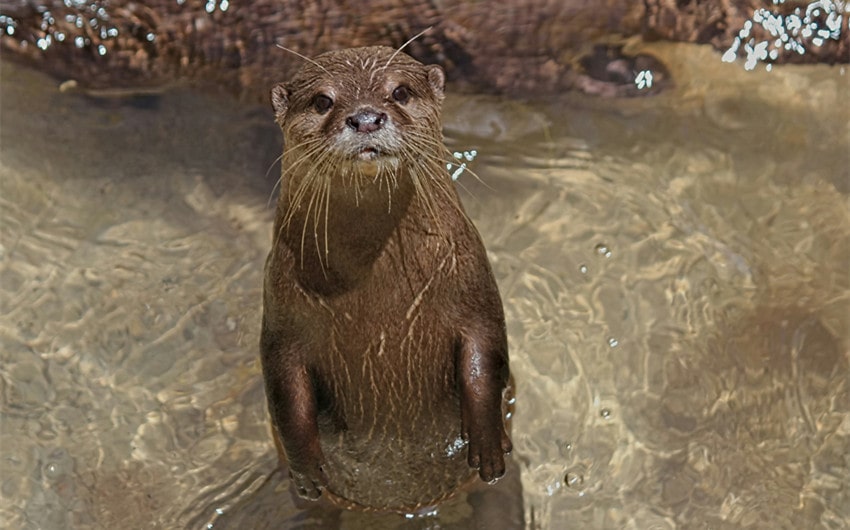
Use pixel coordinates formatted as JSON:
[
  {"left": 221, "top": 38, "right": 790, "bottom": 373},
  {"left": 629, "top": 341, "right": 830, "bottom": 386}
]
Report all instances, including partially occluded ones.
[{"left": 278, "top": 167, "right": 416, "bottom": 296}]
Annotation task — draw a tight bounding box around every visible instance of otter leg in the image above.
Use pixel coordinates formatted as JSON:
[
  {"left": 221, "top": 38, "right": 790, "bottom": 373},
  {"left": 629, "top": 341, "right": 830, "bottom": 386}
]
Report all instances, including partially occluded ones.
[
  {"left": 458, "top": 336, "right": 512, "bottom": 482},
  {"left": 261, "top": 332, "right": 327, "bottom": 500}
]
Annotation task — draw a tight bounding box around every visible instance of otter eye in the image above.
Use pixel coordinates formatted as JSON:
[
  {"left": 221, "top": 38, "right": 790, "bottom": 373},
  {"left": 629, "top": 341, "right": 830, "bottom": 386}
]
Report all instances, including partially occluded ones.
[
  {"left": 312, "top": 94, "right": 333, "bottom": 114},
  {"left": 392, "top": 85, "right": 410, "bottom": 104}
]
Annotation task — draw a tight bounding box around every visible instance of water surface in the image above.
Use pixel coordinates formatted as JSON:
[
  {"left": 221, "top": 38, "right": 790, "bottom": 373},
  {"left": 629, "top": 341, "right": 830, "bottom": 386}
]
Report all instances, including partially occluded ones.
[{"left": 1, "top": 43, "right": 848, "bottom": 529}]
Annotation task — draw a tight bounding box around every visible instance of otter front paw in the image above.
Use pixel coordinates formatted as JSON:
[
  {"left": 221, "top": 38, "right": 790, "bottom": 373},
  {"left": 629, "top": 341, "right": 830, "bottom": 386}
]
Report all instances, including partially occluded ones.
[
  {"left": 464, "top": 421, "right": 512, "bottom": 483},
  {"left": 289, "top": 462, "right": 328, "bottom": 500}
]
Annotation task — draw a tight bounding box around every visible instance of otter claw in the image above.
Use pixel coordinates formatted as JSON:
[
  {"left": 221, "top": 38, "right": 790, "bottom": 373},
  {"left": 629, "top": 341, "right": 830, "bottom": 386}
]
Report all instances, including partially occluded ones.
[
  {"left": 465, "top": 426, "right": 511, "bottom": 482},
  {"left": 289, "top": 467, "right": 326, "bottom": 500},
  {"left": 473, "top": 450, "right": 506, "bottom": 483}
]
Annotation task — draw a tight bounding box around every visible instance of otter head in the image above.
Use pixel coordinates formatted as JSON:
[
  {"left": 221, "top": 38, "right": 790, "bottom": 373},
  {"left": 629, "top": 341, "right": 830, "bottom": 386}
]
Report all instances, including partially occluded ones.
[
  {"left": 271, "top": 46, "right": 446, "bottom": 181},
  {"left": 269, "top": 47, "right": 452, "bottom": 280}
]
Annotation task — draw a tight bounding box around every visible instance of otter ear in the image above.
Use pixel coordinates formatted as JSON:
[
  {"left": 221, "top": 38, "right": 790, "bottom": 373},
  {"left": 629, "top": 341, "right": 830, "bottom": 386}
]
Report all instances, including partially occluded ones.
[
  {"left": 425, "top": 65, "right": 445, "bottom": 101},
  {"left": 270, "top": 83, "right": 291, "bottom": 122}
]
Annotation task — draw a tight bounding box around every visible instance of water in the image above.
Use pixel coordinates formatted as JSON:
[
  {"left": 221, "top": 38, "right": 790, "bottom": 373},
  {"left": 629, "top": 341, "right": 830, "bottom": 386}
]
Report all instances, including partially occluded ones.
[{"left": 1, "top": 43, "right": 848, "bottom": 529}]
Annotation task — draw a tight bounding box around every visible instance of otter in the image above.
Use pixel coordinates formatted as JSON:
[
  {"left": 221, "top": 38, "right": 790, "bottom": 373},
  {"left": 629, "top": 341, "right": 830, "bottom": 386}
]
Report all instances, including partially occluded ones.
[{"left": 259, "top": 46, "right": 512, "bottom": 513}]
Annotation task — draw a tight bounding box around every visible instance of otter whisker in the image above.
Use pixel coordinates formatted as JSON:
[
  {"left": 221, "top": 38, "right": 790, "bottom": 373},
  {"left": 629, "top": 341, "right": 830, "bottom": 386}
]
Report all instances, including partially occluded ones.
[
  {"left": 383, "top": 27, "right": 433, "bottom": 70},
  {"left": 408, "top": 166, "right": 443, "bottom": 236},
  {"left": 272, "top": 150, "right": 328, "bottom": 262},
  {"left": 275, "top": 44, "right": 330, "bottom": 74},
  {"left": 300, "top": 163, "right": 326, "bottom": 270},
  {"left": 284, "top": 146, "right": 331, "bottom": 257},
  {"left": 272, "top": 139, "right": 327, "bottom": 210},
  {"left": 399, "top": 145, "right": 471, "bottom": 237},
  {"left": 283, "top": 171, "right": 316, "bottom": 232},
  {"left": 321, "top": 166, "right": 332, "bottom": 267},
  {"left": 281, "top": 140, "right": 327, "bottom": 179},
  {"left": 380, "top": 163, "right": 393, "bottom": 214},
  {"left": 309, "top": 151, "right": 337, "bottom": 271},
  {"left": 280, "top": 173, "right": 310, "bottom": 232},
  {"left": 281, "top": 143, "right": 330, "bottom": 221},
  {"left": 402, "top": 130, "right": 492, "bottom": 204},
  {"left": 265, "top": 153, "right": 285, "bottom": 208},
  {"left": 353, "top": 164, "right": 365, "bottom": 206}
]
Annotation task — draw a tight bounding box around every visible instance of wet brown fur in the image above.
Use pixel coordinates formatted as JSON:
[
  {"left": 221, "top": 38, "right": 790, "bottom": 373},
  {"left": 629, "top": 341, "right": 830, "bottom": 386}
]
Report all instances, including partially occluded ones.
[{"left": 260, "top": 46, "right": 511, "bottom": 513}]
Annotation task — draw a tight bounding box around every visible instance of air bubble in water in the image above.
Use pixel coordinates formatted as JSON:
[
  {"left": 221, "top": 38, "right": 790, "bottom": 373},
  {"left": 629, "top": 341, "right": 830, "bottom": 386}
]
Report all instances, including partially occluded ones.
[
  {"left": 594, "top": 243, "right": 612, "bottom": 258},
  {"left": 45, "top": 463, "right": 60, "bottom": 479},
  {"left": 565, "top": 471, "right": 584, "bottom": 488}
]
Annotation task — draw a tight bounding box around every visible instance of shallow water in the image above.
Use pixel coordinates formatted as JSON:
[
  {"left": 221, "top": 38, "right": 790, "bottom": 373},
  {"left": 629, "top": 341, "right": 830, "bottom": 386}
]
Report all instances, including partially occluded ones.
[{"left": 1, "top": 43, "right": 848, "bottom": 529}]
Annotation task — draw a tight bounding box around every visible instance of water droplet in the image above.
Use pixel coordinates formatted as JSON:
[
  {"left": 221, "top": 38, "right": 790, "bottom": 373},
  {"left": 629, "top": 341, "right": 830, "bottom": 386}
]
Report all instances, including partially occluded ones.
[
  {"left": 450, "top": 162, "right": 467, "bottom": 181},
  {"left": 635, "top": 69, "right": 653, "bottom": 90},
  {"left": 557, "top": 439, "right": 574, "bottom": 457},
  {"left": 594, "top": 243, "right": 612, "bottom": 258},
  {"left": 578, "top": 264, "right": 588, "bottom": 274},
  {"left": 565, "top": 471, "right": 584, "bottom": 488},
  {"left": 44, "top": 462, "right": 61, "bottom": 480},
  {"left": 600, "top": 408, "right": 611, "bottom": 419},
  {"left": 607, "top": 337, "right": 619, "bottom": 348}
]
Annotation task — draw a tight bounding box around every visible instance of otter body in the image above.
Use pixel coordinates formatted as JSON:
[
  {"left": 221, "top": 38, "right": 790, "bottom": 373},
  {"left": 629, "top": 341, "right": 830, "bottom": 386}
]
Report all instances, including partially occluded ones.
[{"left": 260, "top": 46, "right": 511, "bottom": 513}]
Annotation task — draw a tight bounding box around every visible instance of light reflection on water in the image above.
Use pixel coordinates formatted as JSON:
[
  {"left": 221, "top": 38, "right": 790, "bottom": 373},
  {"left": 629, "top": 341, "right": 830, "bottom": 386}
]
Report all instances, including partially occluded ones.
[
  {"left": 721, "top": 0, "right": 847, "bottom": 71},
  {"left": 0, "top": 43, "right": 848, "bottom": 529}
]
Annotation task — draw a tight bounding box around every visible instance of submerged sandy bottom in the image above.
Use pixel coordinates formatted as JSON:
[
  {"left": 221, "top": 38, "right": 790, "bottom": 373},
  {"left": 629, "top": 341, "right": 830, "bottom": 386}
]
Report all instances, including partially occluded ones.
[{"left": 1, "top": 44, "right": 848, "bottom": 529}]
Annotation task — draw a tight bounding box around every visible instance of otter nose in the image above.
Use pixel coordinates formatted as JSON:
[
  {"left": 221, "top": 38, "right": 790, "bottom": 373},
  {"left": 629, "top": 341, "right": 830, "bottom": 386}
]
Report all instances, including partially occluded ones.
[{"left": 345, "top": 109, "right": 387, "bottom": 133}]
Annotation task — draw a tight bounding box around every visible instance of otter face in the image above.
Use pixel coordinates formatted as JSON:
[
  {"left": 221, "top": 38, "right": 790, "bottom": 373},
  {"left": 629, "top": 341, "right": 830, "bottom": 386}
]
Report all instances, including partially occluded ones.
[{"left": 270, "top": 46, "right": 446, "bottom": 176}]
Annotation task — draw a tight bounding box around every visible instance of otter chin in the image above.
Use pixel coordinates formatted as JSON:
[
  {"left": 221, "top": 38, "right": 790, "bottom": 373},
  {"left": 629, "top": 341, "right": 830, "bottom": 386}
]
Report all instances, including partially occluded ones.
[
  {"left": 354, "top": 150, "right": 396, "bottom": 178},
  {"left": 260, "top": 45, "right": 512, "bottom": 513}
]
